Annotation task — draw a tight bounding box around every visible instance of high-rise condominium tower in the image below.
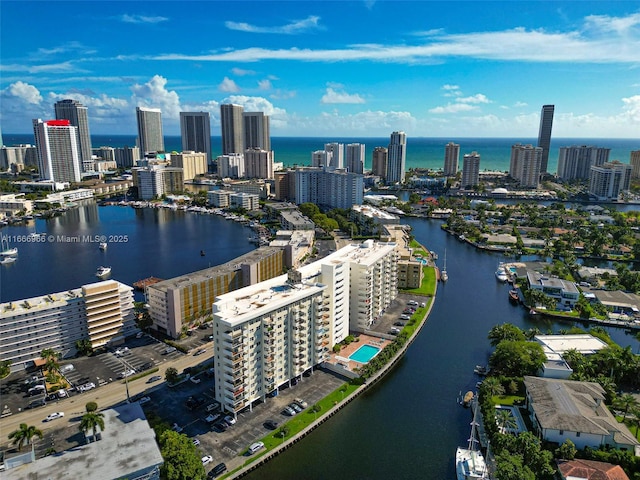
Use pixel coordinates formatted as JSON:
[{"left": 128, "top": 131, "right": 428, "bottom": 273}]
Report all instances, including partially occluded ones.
[
  {"left": 33, "top": 119, "right": 81, "bottom": 183},
  {"left": 180, "top": 112, "right": 212, "bottom": 161},
  {"left": 461, "top": 151, "right": 480, "bottom": 188},
  {"left": 444, "top": 142, "right": 460, "bottom": 176},
  {"left": 372, "top": 147, "right": 388, "bottom": 178},
  {"left": 509, "top": 144, "right": 543, "bottom": 188},
  {"left": 136, "top": 107, "right": 164, "bottom": 155},
  {"left": 537, "top": 104, "right": 554, "bottom": 174},
  {"left": 54, "top": 99, "right": 92, "bottom": 172},
  {"left": 346, "top": 143, "right": 365, "bottom": 174},
  {"left": 243, "top": 112, "right": 270, "bottom": 151},
  {"left": 631, "top": 150, "right": 640, "bottom": 179},
  {"left": 220, "top": 104, "right": 244, "bottom": 154},
  {"left": 386, "top": 132, "right": 406, "bottom": 184},
  {"left": 325, "top": 143, "right": 344, "bottom": 169}
]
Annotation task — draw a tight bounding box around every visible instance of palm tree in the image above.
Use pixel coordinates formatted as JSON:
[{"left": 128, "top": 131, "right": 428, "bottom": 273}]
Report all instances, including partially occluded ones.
[
  {"left": 481, "top": 377, "right": 505, "bottom": 399},
  {"left": 8, "top": 423, "right": 43, "bottom": 451},
  {"left": 496, "top": 408, "right": 518, "bottom": 434},
  {"left": 614, "top": 393, "right": 640, "bottom": 421},
  {"left": 79, "top": 412, "right": 105, "bottom": 441}
]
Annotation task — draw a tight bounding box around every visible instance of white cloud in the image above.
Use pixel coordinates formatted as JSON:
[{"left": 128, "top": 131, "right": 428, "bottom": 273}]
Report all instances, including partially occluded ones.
[
  {"left": 120, "top": 14, "right": 168, "bottom": 24},
  {"left": 321, "top": 88, "right": 365, "bottom": 104},
  {"left": 0, "top": 61, "right": 83, "bottom": 74},
  {"left": 457, "top": 94, "right": 490, "bottom": 104},
  {"left": 621, "top": 94, "right": 640, "bottom": 123},
  {"left": 514, "top": 101, "right": 528, "bottom": 108},
  {"left": 231, "top": 68, "right": 256, "bottom": 76},
  {"left": 584, "top": 13, "right": 640, "bottom": 35},
  {"left": 218, "top": 77, "right": 240, "bottom": 93},
  {"left": 258, "top": 79, "right": 272, "bottom": 90},
  {"left": 5, "top": 81, "right": 43, "bottom": 104},
  {"left": 428, "top": 103, "right": 477, "bottom": 114},
  {"left": 225, "top": 15, "right": 322, "bottom": 34},
  {"left": 223, "top": 95, "right": 286, "bottom": 117},
  {"left": 130, "top": 75, "right": 181, "bottom": 118}
]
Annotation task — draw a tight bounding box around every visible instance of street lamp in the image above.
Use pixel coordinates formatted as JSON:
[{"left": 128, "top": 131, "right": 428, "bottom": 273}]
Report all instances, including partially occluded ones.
[{"left": 115, "top": 357, "right": 131, "bottom": 403}]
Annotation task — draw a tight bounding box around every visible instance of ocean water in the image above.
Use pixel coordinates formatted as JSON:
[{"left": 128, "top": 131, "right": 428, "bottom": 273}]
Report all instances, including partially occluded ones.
[{"left": 3, "top": 134, "right": 638, "bottom": 174}]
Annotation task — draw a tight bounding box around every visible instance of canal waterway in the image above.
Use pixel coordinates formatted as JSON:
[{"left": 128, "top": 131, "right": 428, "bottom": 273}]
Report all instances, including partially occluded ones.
[{"left": 2, "top": 205, "right": 638, "bottom": 478}]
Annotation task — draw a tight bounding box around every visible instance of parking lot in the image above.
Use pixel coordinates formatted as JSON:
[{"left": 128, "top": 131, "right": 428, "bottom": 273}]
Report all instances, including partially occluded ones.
[
  {"left": 0, "top": 333, "right": 191, "bottom": 417},
  {"left": 368, "top": 293, "right": 427, "bottom": 335},
  {"left": 141, "top": 368, "right": 345, "bottom": 473}
]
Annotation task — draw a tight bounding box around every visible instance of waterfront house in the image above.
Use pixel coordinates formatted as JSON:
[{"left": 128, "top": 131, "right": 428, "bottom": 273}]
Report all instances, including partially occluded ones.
[
  {"left": 526, "top": 270, "right": 579, "bottom": 309},
  {"left": 523, "top": 376, "right": 640, "bottom": 454},
  {"left": 557, "top": 459, "right": 630, "bottom": 480},
  {"left": 533, "top": 334, "right": 608, "bottom": 379}
]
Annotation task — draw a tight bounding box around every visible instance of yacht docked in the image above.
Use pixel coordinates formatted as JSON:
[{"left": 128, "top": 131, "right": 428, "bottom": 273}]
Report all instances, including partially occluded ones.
[
  {"left": 495, "top": 263, "right": 508, "bottom": 282},
  {"left": 0, "top": 237, "right": 17, "bottom": 257},
  {"left": 99, "top": 242, "right": 108, "bottom": 250},
  {"left": 456, "top": 401, "right": 490, "bottom": 480}
]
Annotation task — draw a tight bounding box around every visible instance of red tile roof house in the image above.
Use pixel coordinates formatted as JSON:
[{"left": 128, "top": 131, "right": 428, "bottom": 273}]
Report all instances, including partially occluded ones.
[{"left": 557, "top": 458, "right": 630, "bottom": 480}]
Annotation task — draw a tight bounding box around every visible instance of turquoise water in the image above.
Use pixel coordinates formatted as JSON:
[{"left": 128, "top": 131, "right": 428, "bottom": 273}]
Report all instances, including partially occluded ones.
[
  {"left": 4, "top": 134, "right": 638, "bottom": 175},
  {"left": 349, "top": 344, "right": 380, "bottom": 363}
]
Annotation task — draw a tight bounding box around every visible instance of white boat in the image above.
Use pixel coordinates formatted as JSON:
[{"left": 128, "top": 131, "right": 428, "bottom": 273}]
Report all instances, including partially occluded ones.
[
  {"left": 0, "top": 236, "right": 17, "bottom": 257},
  {"left": 1, "top": 256, "right": 16, "bottom": 265},
  {"left": 96, "top": 266, "right": 111, "bottom": 278},
  {"left": 456, "top": 401, "right": 489, "bottom": 480},
  {"left": 440, "top": 249, "right": 448, "bottom": 282},
  {"left": 495, "top": 263, "right": 508, "bottom": 282},
  {"left": 99, "top": 242, "right": 108, "bottom": 250}
]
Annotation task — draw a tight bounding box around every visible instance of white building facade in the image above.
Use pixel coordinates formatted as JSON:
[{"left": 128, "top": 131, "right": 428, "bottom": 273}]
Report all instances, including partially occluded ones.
[
  {"left": 589, "top": 161, "right": 632, "bottom": 201},
  {"left": 33, "top": 119, "right": 82, "bottom": 183}
]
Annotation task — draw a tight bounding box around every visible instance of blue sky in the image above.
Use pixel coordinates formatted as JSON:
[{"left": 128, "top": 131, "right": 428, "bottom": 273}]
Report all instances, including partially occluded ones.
[{"left": 1, "top": 1, "right": 639, "bottom": 138}]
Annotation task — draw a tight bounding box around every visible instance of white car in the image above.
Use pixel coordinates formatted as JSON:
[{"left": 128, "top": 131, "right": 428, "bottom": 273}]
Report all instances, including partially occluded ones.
[
  {"left": 45, "top": 412, "right": 64, "bottom": 422},
  {"left": 57, "top": 389, "right": 68, "bottom": 398},
  {"left": 119, "top": 369, "right": 135, "bottom": 379},
  {"left": 201, "top": 455, "right": 213, "bottom": 466},
  {"left": 248, "top": 441, "right": 264, "bottom": 454},
  {"left": 224, "top": 415, "right": 236, "bottom": 425},
  {"left": 138, "top": 396, "right": 151, "bottom": 405},
  {"left": 192, "top": 438, "right": 200, "bottom": 446},
  {"left": 76, "top": 382, "right": 96, "bottom": 393}
]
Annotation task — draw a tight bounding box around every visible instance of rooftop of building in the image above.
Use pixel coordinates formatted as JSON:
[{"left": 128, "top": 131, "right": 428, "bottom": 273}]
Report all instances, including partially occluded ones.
[
  {"left": 534, "top": 334, "right": 608, "bottom": 355},
  {"left": 557, "top": 459, "right": 630, "bottom": 480},
  {"left": 527, "top": 270, "right": 579, "bottom": 293},
  {"left": 148, "top": 246, "right": 283, "bottom": 292},
  {"left": 586, "top": 289, "right": 640, "bottom": 311},
  {"left": 7, "top": 402, "right": 163, "bottom": 480},
  {"left": 0, "top": 280, "right": 128, "bottom": 317},
  {"left": 270, "top": 230, "right": 314, "bottom": 248},
  {"left": 352, "top": 204, "right": 399, "bottom": 221}
]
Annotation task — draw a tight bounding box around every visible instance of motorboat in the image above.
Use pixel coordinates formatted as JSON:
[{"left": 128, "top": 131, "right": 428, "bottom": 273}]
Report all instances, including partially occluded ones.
[
  {"left": 1, "top": 256, "right": 16, "bottom": 265},
  {"left": 440, "top": 249, "right": 448, "bottom": 282},
  {"left": 96, "top": 266, "right": 111, "bottom": 278},
  {"left": 0, "top": 236, "right": 17, "bottom": 257},
  {"left": 508, "top": 289, "right": 519, "bottom": 303},
  {"left": 495, "top": 263, "right": 508, "bottom": 282},
  {"left": 455, "top": 400, "right": 489, "bottom": 479},
  {"left": 99, "top": 242, "right": 108, "bottom": 251}
]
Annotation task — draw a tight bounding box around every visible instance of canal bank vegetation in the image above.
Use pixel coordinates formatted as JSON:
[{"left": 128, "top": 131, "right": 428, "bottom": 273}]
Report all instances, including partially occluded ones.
[{"left": 481, "top": 323, "right": 640, "bottom": 480}]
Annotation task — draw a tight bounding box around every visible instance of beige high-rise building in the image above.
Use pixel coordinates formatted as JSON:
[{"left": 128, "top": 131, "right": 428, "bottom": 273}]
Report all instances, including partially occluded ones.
[
  {"left": 244, "top": 148, "right": 274, "bottom": 179},
  {"left": 461, "top": 151, "right": 480, "bottom": 188},
  {"left": 509, "top": 144, "right": 543, "bottom": 188},
  {"left": 630, "top": 150, "right": 640, "bottom": 179},
  {"left": 444, "top": 142, "right": 460, "bottom": 176},
  {"left": 372, "top": 146, "right": 388, "bottom": 178},
  {"left": 171, "top": 151, "right": 208, "bottom": 181}
]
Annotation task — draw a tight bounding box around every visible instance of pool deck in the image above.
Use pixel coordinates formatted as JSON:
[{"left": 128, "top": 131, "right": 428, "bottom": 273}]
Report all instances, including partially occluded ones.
[{"left": 329, "top": 333, "right": 391, "bottom": 371}]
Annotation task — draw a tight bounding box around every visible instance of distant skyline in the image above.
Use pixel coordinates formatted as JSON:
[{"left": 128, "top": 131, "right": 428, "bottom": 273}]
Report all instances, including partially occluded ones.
[{"left": 1, "top": 1, "right": 639, "bottom": 138}]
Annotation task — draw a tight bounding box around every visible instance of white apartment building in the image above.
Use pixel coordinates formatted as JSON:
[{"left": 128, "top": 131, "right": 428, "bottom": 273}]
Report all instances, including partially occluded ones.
[
  {"left": 589, "top": 161, "right": 632, "bottom": 201},
  {"left": 0, "top": 194, "right": 34, "bottom": 218},
  {"left": 444, "top": 142, "right": 460, "bottom": 176},
  {"left": 244, "top": 148, "right": 274, "bottom": 179},
  {"left": 509, "top": 144, "right": 543, "bottom": 188},
  {"left": 212, "top": 240, "right": 397, "bottom": 414},
  {"left": 294, "top": 167, "right": 364, "bottom": 209},
  {"left": 133, "top": 164, "right": 184, "bottom": 200},
  {"left": 325, "top": 143, "right": 344, "bottom": 169},
  {"left": 311, "top": 150, "right": 332, "bottom": 168},
  {"left": 217, "top": 153, "right": 245, "bottom": 179},
  {"left": 346, "top": 143, "right": 365, "bottom": 174},
  {"left": 33, "top": 119, "right": 82, "bottom": 183},
  {"left": 557, "top": 145, "right": 611, "bottom": 181},
  {"left": 208, "top": 189, "right": 234, "bottom": 208},
  {"left": 230, "top": 192, "right": 260, "bottom": 211},
  {"left": 461, "top": 151, "right": 481, "bottom": 188},
  {"left": 0, "top": 280, "right": 135, "bottom": 369},
  {"left": 1, "top": 144, "right": 38, "bottom": 171}
]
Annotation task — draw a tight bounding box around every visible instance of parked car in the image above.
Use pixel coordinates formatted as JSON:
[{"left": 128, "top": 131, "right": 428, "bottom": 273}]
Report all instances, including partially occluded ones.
[
  {"left": 400, "top": 314, "right": 411, "bottom": 320},
  {"left": 263, "top": 419, "right": 279, "bottom": 430},
  {"left": 294, "top": 398, "right": 308, "bottom": 408},
  {"left": 136, "top": 331, "right": 144, "bottom": 338},
  {"left": 394, "top": 321, "right": 406, "bottom": 327},
  {"left": 44, "top": 411, "right": 64, "bottom": 422},
  {"left": 193, "top": 348, "right": 206, "bottom": 356},
  {"left": 205, "top": 413, "right": 221, "bottom": 424},
  {"left": 212, "top": 422, "right": 227, "bottom": 433},
  {"left": 201, "top": 455, "right": 213, "bottom": 466},
  {"left": 119, "top": 369, "right": 136, "bottom": 379},
  {"left": 163, "top": 346, "right": 177, "bottom": 355},
  {"left": 420, "top": 302, "right": 426, "bottom": 308},
  {"left": 206, "top": 402, "right": 220, "bottom": 413},
  {"left": 210, "top": 463, "right": 227, "bottom": 477},
  {"left": 138, "top": 396, "right": 151, "bottom": 405},
  {"left": 147, "top": 375, "right": 162, "bottom": 383},
  {"left": 57, "top": 389, "right": 68, "bottom": 398},
  {"left": 27, "top": 398, "right": 46, "bottom": 409},
  {"left": 28, "top": 385, "right": 46, "bottom": 396},
  {"left": 407, "top": 300, "right": 418, "bottom": 306},
  {"left": 78, "top": 382, "right": 96, "bottom": 392},
  {"left": 192, "top": 438, "right": 200, "bottom": 446},
  {"left": 190, "top": 376, "right": 202, "bottom": 384},
  {"left": 223, "top": 415, "right": 236, "bottom": 425},
  {"left": 59, "top": 364, "right": 75, "bottom": 373},
  {"left": 248, "top": 441, "right": 264, "bottom": 454},
  {"left": 282, "top": 406, "right": 296, "bottom": 416},
  {"left": 289, "top": 402, "right": 302, "bottom": 413}
]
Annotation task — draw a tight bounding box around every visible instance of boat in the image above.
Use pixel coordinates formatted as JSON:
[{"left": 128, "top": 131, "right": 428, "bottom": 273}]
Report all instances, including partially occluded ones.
[
  {"left": 508, "top": 289, "right": 519, "bottom": 303},
  {"left": 440, "top": 249, "right": 448, "bottom": 282},
  {"left": 0, "top": 236, "right": 17, "bottom": 257},
  {"left": 1, "top": 256, "right": 16, "bottom": 265},
  {"left": 200, "top": 250, "right": 205, "bottom": 256},
  {"left": 495, "top": 263, "right": 508, "bottom": 282},
  {"left": 96, "top": 266, "right": 111, "bottom": 278},
  {"left": 99, "top": 242, "right": 108, "bottom": 251},
  {"left": 461, "top": 391, "right": 474, "bottom": 408},
  {"left": 456, "top": 400, "right": 489, "bottom": 480},
  {"left": 473, "top": 365, "right": 489, "bottom": 376}
]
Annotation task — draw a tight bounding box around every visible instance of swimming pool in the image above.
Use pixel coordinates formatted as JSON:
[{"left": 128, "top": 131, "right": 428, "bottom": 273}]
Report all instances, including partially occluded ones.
[{"left": 349, "top": 344, "right": 381, "bottom": 363}]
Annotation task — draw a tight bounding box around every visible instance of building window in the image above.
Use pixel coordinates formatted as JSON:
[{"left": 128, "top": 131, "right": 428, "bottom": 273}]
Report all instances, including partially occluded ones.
[{"left": 559, "top": 430, "right": 563, "bottom": 435}]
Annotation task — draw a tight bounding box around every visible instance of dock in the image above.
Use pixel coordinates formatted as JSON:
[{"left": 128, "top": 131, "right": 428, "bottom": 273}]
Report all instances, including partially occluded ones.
[{"left": 133, "top": 277, "right": 163, "bottom": 291}]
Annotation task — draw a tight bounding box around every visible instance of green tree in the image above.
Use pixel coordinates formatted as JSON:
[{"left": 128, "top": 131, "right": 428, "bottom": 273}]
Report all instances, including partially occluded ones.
[
  {"left": 85, "top": 401, "right": 98, "bottom": 412},
  {"left": 614, "top": 393, "right": 640, "bottom": 421},
  {"left": 159, "top": 429, "right": 205, "bottom": 480},
  {"left": 556, "top": 439, "right": 577, "bottom": 460},
  {"left": 79, "top": 412, "right": 105, "bottom": 440},
  {"left": 75, "top": 338, "right": 93, "bottom": 356},
  {"left": 496, "top": 409, "right": 518, "bottom": 434},
  {"left": 481, "top": 377, "right": 505, "bottom": 398},
  {"left": 494, "top": 451, "right": 536, "bottom": 480},
  {"left": 8, "top": 423, "right": 43, "bottom": 451},
  {"left": 165, "top": 367, "right": 179, "bottom": 384},
  {"left": 299, "top": 203, "right": 320, "bottom": 219},
  {"left": 488, "top": 323, "right": 526, "bottom": 347},
  {"left": 489, "top": 341, "right": 546, "bottom": 377},
  {"left": 0, "top": 359, "right": 11, "bottom": 379}
]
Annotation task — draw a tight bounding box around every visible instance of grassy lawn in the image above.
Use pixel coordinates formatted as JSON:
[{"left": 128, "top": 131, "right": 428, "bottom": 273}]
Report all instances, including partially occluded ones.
[
  {"left": 492, "top": 395, "right": 524, "bottom": 406},
  {"left": 409, "top": 239, "right": 429, "bottom": 258},
  {"left": 401, "top": 266, "right": 436, "bottom": 296}
]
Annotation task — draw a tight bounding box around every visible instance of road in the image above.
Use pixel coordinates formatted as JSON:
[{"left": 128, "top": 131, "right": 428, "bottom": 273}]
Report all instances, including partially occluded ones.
[{"left": 1, "top": 348, "right": 211, "bottom": 440}]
